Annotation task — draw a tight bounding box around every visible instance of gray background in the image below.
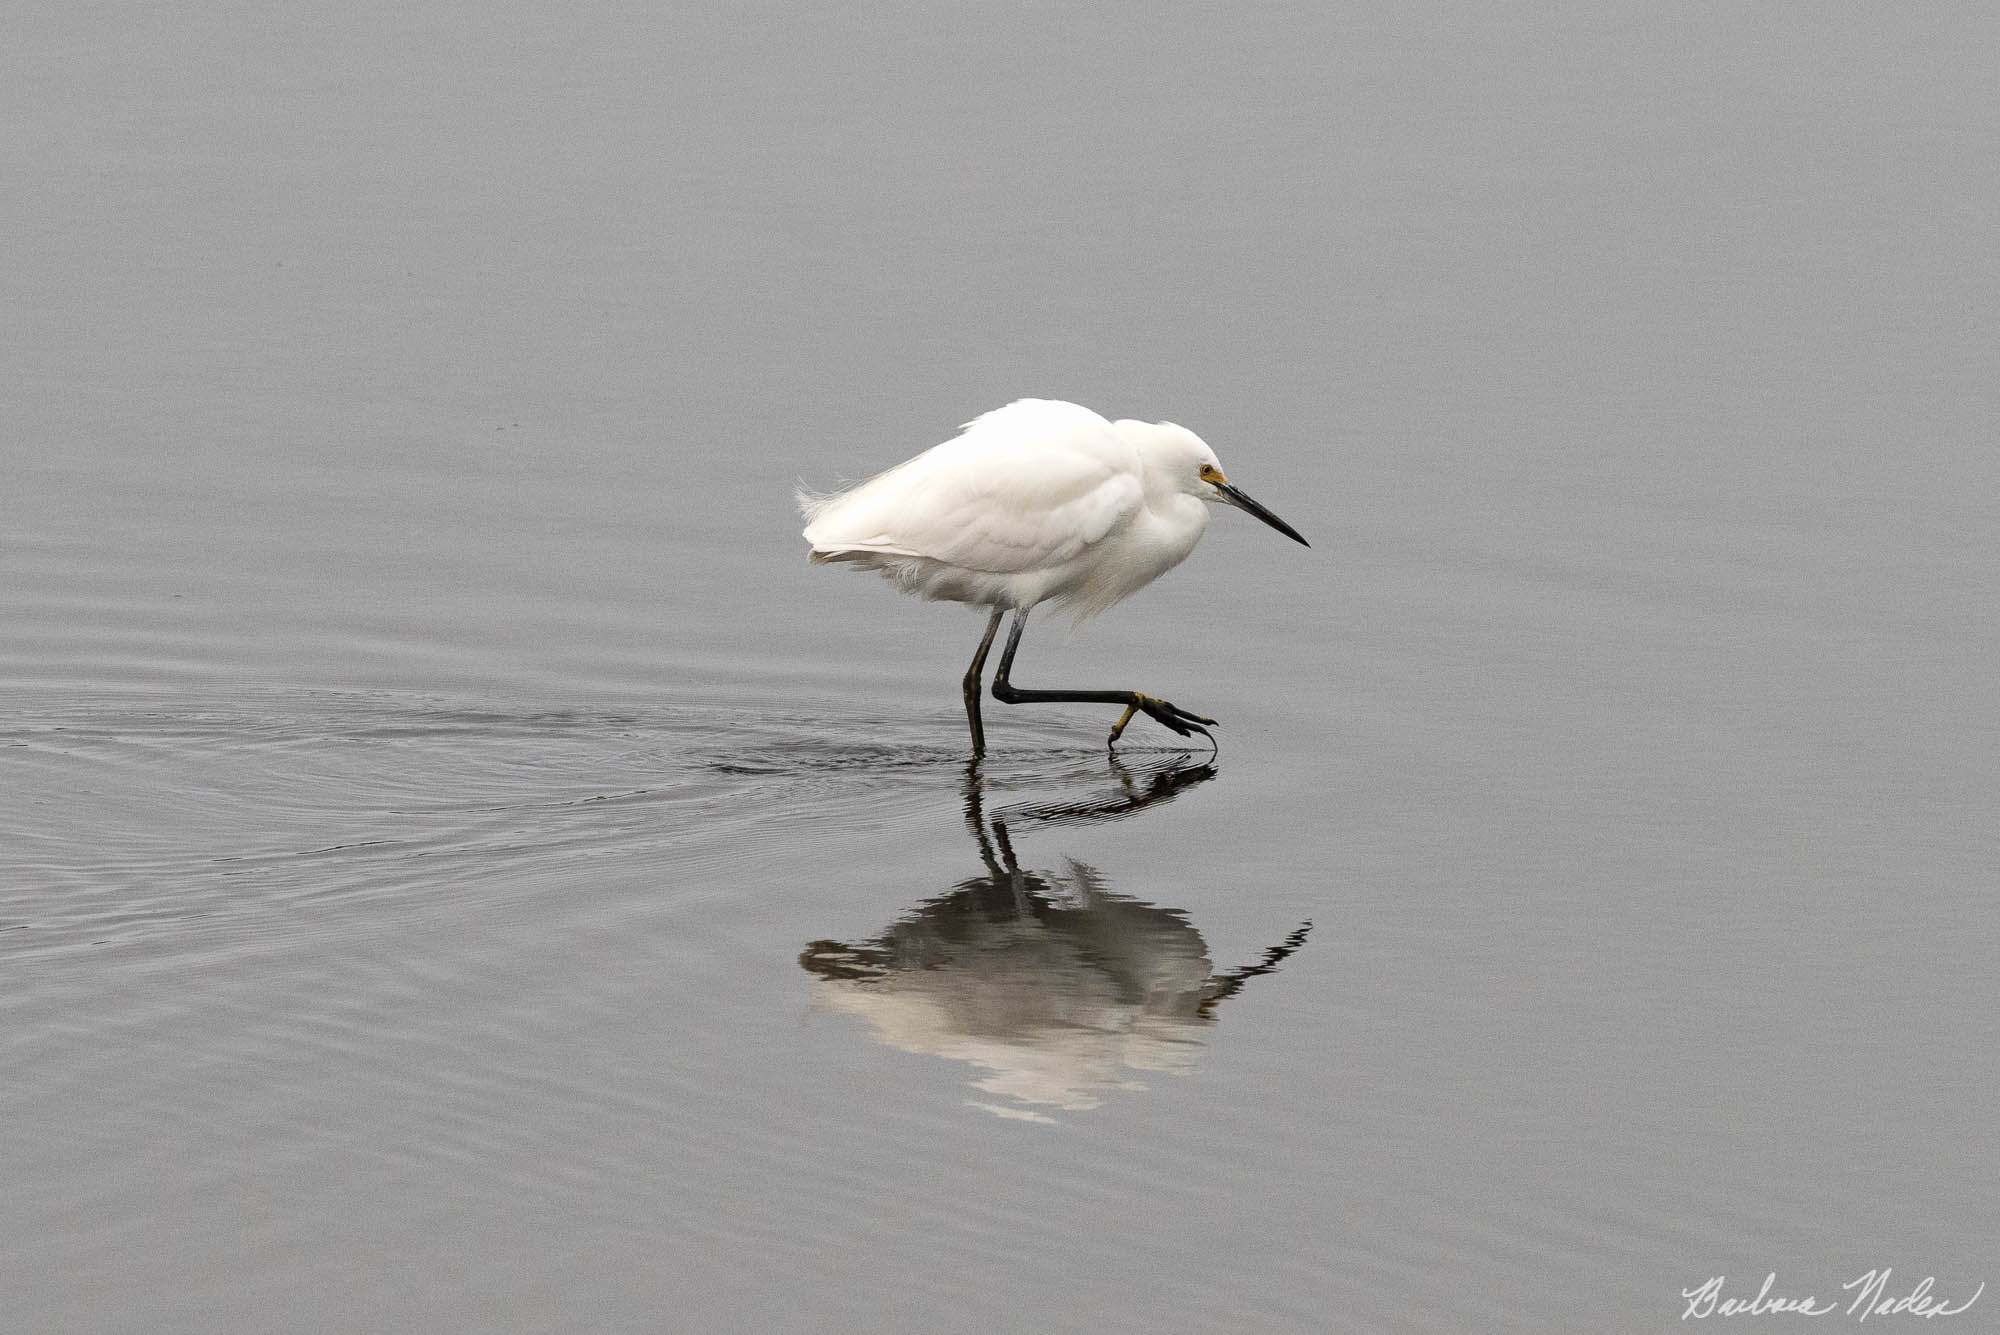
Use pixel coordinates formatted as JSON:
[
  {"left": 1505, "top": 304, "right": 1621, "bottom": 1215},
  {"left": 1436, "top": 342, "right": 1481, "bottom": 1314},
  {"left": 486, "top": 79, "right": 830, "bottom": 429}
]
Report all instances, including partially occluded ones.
[{"left": 4, "top": 2, "right": 1995, "bottom": 1331}]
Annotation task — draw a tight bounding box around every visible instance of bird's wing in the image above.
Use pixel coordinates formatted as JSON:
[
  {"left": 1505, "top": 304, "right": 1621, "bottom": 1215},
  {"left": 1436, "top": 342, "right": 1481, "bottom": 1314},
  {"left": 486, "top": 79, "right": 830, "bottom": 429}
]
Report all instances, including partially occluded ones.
[{"left": 802, "top": 400, "right": 1143, "bottom": 573}]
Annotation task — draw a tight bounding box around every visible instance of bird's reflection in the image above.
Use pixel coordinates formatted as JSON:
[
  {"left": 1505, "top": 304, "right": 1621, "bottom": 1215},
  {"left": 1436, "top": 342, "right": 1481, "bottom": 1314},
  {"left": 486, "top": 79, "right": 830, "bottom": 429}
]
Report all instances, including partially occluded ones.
[{"left": 801, "top": 755, "right": 1312, "bottom": 1122}]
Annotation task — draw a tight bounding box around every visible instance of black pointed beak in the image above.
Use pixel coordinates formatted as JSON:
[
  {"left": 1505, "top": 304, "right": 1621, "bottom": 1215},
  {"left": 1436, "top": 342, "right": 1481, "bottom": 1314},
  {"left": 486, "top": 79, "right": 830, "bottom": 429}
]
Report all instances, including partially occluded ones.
[{"left": 1215, "top": 481, "right": 1310, "bottom": 548}]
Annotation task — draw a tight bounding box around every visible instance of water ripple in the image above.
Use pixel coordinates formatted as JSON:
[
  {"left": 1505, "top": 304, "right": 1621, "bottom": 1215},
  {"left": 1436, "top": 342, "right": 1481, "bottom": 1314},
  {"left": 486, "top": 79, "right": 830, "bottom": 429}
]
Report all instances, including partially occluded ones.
[{"left": 0, "top": 687, "right": 1062, "bottom": 963}]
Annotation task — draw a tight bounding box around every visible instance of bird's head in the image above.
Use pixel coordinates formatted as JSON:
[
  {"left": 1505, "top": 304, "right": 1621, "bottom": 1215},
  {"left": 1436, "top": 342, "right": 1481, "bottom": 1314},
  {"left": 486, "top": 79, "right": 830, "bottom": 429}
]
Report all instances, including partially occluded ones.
[{"left": 1122, "top": 419, "right": 1311, "bottom": 548}]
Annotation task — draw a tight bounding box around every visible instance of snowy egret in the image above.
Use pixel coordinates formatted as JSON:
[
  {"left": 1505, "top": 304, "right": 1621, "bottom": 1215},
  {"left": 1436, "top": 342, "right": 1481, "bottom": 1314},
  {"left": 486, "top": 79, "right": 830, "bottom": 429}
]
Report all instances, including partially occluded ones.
[{"left": 799, "top": 399, "right": 1309, "bottom": 753}]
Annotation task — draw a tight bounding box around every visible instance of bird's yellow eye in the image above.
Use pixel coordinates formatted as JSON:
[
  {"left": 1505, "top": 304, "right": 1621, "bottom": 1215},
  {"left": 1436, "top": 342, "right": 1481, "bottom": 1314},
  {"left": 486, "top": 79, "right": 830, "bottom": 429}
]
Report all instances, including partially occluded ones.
[{"left": 1199, "top": 463, "right": 1227, "bottom": 485}]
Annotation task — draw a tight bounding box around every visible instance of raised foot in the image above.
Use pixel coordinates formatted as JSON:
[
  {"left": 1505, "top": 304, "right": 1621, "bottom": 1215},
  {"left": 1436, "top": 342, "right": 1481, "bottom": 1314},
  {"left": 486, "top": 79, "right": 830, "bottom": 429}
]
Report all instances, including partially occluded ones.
[{"left": 1108, "top": 692, "right": 1219, "bottom": 747}]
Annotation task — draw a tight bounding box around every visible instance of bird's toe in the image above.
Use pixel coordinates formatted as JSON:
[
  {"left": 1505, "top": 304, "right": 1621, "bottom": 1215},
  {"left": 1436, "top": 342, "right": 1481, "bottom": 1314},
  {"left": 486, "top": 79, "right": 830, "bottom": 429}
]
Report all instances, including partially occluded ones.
[
  {"left": 1150, "top": 698, "right": 1216, "bottom": 728},
  {"left": 1139, "top": 696, "right": 1217, "bottom": 737}
]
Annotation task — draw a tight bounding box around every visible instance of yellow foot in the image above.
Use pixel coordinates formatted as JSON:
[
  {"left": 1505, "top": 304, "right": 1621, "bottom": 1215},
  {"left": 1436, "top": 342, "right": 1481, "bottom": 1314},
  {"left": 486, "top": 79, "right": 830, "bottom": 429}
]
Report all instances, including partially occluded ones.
[
  {"left": 1108, "top": 693, "right": 1218, "bottom": 749},
  {"left": 1107, "top": 695, "right": 1153, "bottom": 746}
]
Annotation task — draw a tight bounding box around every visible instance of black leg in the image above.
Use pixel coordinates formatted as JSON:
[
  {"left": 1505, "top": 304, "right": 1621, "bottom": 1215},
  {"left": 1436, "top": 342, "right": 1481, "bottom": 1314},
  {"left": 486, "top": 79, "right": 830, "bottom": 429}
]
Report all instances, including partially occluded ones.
[
  {"left": 963, "top": 608, "right": 1005, "bottom": 755},
  {"left": 989, "top": 608, "right": 1217, "bottom": 748}
]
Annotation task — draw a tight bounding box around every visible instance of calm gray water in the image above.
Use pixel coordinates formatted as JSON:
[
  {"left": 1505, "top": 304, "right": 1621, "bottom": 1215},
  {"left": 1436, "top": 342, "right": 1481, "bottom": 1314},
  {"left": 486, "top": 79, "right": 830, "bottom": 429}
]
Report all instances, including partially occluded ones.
[{"left": 5, "top": 3, "right": 1996, "bottom": 1331}]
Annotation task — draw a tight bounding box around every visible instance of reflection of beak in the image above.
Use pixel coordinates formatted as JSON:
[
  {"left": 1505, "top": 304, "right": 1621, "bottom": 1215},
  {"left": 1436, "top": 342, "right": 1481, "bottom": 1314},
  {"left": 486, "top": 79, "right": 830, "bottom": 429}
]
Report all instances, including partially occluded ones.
[{"left": 1214, "top": 481, "right": 1310, "bottom": 547}]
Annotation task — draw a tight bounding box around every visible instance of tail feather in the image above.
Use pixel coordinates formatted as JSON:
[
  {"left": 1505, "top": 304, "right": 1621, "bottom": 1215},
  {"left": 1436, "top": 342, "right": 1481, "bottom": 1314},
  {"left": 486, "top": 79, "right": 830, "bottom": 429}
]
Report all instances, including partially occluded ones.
[{"left": 795, "top": 482, "right": 843, "bottom": 524}]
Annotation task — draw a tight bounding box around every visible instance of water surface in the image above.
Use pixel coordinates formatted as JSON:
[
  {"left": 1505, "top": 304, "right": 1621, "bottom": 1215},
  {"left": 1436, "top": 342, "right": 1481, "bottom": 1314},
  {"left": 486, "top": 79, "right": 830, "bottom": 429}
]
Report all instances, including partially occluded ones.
[{"left": 5, "top": 2, "right": 1996, "bottom": 1331}]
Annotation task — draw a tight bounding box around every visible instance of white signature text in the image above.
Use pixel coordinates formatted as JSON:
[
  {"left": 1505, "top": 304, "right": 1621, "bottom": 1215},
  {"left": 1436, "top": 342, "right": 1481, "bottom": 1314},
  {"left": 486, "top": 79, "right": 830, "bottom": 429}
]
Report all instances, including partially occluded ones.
[{"left": 1682, "top": 1270, "right": 1984, "bottom": 1322}]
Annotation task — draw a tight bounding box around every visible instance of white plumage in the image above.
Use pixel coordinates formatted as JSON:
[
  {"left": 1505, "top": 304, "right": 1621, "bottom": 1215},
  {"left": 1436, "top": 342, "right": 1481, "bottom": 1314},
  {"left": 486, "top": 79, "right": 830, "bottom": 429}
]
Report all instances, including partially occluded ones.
[{"left": 802, "top": 399, "right": 1212, "bottom": 619}]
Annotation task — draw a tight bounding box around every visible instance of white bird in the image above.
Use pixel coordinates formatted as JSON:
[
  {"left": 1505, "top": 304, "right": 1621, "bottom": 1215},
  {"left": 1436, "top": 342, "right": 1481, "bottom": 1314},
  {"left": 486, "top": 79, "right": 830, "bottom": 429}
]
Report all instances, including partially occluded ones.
[{"left": 799, "top": 399, "right": 1309, "bottom": 753}]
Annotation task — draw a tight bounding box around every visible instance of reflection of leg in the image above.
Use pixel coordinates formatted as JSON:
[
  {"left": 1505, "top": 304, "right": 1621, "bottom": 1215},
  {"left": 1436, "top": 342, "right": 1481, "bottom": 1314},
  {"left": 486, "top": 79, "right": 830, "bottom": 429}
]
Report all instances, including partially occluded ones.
[
  {"left": 1107, "top": 752, "right": 1137, "bottom": 800},
  {"left": 962, "top": 608, "right": 1005, "bottom": 755},
  {"left": 961, "top": 758, "right": 1003, "bottom": 879},
  {"left": 990, "top": 818, "right": 1032, "bottom": 912},
  {"left": 989, "top": 608, "right": 1217, "bottom": 748}
]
